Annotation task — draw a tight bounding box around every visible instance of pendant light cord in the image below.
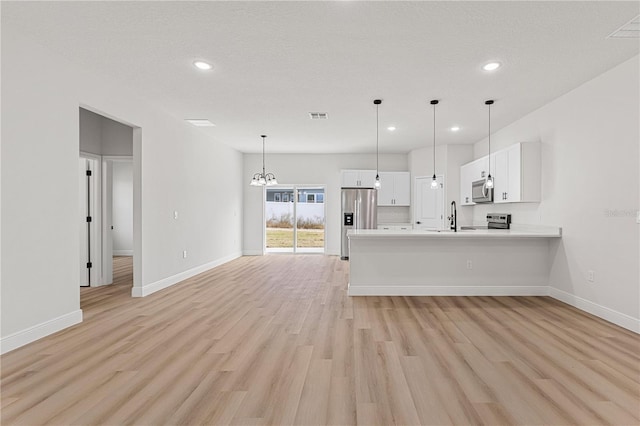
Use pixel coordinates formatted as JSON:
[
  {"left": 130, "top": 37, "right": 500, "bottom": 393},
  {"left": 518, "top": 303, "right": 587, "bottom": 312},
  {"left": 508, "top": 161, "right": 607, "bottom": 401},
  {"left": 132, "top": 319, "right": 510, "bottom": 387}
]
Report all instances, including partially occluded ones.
[
  {"left": 262, "top": 135, "right": 266, "bottom": 176},
  {"left": 433, "top": 103, "right": 436, "bottom": 174},
  {"left": 488, "top": 103, "right": 491, "bottom": 172},
  {"left": 376, "top": 103, "right": 379, "bottom": 174}
]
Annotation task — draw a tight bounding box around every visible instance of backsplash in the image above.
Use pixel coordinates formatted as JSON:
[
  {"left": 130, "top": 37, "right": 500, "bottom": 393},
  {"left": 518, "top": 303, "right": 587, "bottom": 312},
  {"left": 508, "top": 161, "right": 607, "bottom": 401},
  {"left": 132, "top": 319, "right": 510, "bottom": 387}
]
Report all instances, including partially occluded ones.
[{"left": 378, "top": 206, "right": 411, "bottom": 224}]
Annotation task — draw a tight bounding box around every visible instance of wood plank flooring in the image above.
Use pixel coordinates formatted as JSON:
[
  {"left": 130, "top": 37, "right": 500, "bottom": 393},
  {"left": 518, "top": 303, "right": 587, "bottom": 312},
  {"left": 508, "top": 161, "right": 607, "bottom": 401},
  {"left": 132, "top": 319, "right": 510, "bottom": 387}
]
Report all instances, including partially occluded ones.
[{"left": 1, "top": 255, "right": 639, "bottom": 425}]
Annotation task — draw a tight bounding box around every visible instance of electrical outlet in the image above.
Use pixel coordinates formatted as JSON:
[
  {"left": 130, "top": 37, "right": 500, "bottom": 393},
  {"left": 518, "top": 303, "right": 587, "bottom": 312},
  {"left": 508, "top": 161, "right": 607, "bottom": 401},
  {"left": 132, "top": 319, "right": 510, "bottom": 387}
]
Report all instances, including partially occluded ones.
[
  {"left": 636, "top": 210, "right": 640, "bottom": 224},
  {"left": 466, "top": 260, "right": 473, "bottom": 270},
  {"left": 174, "top": 211, "right": 179, "bottom": 220},
  {"left": 183, "top": 250, "right": 187, "bottom": 259},
  {"left": 587, "top": 270, "right": 594, "bottom": 282}
]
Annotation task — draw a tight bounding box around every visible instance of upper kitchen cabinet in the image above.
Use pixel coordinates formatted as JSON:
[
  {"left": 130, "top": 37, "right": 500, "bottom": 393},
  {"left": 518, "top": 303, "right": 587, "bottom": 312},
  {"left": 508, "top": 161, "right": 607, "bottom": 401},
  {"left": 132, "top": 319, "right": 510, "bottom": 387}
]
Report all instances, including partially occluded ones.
[
  {"left": 460, "top": 142, "right": 541, "bottom": 205},
  {"left": 460, "top": 157, "right": 489, "bottom": 205},
  {"left": 493, "top": 142, "right": 541, "bottom": 203},
  {"left": 341, "top": 170, "right": 377, "bottom": 188},
  {"left": 378, "top": 172, "right": 410, "bottom": 206}
]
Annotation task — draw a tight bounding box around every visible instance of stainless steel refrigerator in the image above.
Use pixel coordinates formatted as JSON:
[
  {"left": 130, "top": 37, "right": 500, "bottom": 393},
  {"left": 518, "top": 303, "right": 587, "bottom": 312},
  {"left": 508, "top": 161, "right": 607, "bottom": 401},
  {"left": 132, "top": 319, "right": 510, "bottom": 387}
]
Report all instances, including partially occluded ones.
[{"left": 341, "top": 188, "right": 378, "bottom": 260}]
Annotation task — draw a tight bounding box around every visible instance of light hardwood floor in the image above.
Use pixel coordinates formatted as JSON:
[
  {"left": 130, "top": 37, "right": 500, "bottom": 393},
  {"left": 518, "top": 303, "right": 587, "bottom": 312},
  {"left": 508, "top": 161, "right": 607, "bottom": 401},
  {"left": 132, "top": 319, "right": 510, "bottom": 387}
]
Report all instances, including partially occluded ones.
[{"left": 2, "top": 255, "right": 639, "bottom": 425}]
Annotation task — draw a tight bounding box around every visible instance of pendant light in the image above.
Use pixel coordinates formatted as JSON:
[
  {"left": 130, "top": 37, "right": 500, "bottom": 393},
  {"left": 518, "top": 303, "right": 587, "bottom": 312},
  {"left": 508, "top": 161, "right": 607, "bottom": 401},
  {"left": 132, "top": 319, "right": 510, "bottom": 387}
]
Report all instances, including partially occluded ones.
[
  {"left": 250, "top": 135, "right": 278, "bottom": 186},
  {"left": 374, "top": 99, "right": 382, "bottom": 189},
  {"left": 485, "top": 100, "right": 494, "bottom": 189},
  {"left": 430, "top": 99, "right": 439, "bottom": 189}
]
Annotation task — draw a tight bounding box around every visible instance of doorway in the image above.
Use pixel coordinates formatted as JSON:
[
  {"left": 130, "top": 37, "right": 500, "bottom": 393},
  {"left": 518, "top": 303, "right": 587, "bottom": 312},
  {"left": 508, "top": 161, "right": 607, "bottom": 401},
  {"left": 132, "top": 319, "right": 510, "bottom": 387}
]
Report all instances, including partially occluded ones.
[
  {"left": 78, "top": 106, "right": 138, "bottom": 293},
  {"left": 414, "top": 175, "right": 445, "bottom": 229},
  {"left": 265, "top": 186, "right": 325, "bottom": 254}
]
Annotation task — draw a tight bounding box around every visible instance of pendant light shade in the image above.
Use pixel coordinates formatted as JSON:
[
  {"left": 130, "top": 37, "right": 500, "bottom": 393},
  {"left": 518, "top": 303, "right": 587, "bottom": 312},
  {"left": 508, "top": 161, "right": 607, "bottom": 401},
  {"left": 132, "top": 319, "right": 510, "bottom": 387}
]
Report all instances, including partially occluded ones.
[
  {"left": 250, "top": 135, "right": 278, "bottom": 186},
  {"left": 430, "top": 99, "right": 439, "bottom": 189},
  {"left": 485, "top": 100, "right": 494, "bottom": 189},
  {"left": 374, "top": 99, "right": 382, "bottom": 189}
]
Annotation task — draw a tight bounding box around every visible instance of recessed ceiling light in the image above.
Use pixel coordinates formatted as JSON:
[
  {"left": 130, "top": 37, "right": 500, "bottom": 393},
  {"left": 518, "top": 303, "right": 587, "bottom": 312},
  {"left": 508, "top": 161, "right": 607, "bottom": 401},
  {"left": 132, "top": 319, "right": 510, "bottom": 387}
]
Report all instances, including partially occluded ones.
[
  {"left": 387, "top": 126, "right": 396, "bottom": 131},
  {"left": 482, "top": 62, "right": 501, "bottom": 71},
  {"left": 185, "top": 119, "right": 215, "bottom": 127},
  {"left": 193, "top": 61, "right": 212, "bottom": 70},
  {"left": 450, "top": 126, "right": 460, "bottom": 132}
]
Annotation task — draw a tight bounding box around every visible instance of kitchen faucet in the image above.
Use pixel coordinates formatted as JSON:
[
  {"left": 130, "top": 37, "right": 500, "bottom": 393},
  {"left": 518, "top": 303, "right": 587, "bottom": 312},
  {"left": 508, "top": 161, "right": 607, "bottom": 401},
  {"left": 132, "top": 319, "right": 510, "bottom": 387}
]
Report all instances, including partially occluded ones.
[{"left": 449, "top": 201, "right": 457, "bottom": 232}]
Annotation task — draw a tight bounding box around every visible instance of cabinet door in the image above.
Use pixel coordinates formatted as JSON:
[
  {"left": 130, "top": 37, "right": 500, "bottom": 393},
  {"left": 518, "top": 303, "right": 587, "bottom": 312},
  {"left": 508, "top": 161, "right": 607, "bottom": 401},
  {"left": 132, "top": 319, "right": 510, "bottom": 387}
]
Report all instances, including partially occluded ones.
[
  {"left": 477, "top": 156, "right": 490, "bottom": 180},
  {"left": 393, "top": 172, "right": 411, "bottom": 206},
  {"left": 460, "top": 163, "right": 475, "bottom": 205},
  {"left": 359, "top": 170, "right": 378, "bottom": 188},
  {"left": 341, "top": 170, "right": 360, "bottom": 187},
  {"left": 377, "top": 172, "right": 395, "bottom": 206},
  {"left": 492, "top": 144, "right": 522, "bottom": 203},
  {"left": 506, "top": 144, "right": 521, "bottom": 202},
  {"left": 493, "top": 150, "right": 509, "bottom": 203}
]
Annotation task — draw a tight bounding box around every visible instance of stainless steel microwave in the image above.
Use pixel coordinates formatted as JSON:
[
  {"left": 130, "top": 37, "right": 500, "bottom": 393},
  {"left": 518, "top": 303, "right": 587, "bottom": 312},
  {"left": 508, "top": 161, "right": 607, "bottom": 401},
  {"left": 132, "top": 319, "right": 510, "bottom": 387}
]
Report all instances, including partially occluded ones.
[{"left": 472, "top": 179, "right": 493, "bottom": 203}]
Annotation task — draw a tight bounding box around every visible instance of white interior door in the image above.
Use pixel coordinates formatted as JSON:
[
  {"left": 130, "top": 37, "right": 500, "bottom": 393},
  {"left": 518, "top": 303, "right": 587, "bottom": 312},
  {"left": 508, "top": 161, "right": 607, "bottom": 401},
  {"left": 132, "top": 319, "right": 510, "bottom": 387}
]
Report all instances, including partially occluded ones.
[
  {"left": 102, "top": 159, "right": 113, "bottom": 285},
  {"left": 79, "top": 155, "right": 101, "bottom": 287},
  {"left": 79, "top": 158, "right": 89, "bottom": 287},
  {"left": 414, "top": 175, "right": 445, "bottom": 229}
]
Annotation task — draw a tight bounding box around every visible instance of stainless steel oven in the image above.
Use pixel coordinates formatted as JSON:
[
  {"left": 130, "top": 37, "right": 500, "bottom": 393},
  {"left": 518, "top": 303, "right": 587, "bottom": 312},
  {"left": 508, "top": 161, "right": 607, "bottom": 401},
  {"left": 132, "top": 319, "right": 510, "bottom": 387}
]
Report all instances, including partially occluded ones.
[{"left": 472, "top": 179, "right": 493, "bottom": 203}]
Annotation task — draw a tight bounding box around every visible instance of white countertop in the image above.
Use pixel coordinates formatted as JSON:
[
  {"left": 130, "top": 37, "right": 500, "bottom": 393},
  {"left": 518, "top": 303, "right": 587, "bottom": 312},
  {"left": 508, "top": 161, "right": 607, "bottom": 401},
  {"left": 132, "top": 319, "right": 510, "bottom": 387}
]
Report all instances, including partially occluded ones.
[{"left": 349, "top": 226, "right": 561, "bottom": 239}]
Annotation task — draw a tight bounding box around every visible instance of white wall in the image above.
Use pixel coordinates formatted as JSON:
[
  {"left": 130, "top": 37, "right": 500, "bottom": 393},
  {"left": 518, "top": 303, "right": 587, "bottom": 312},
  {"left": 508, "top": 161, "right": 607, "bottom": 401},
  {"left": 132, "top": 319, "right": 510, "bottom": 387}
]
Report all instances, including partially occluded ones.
[
  {"left": 112, "top": 161, "right": 133, "bottom": 255},
  {"left": 101, "top": 116, "right": 134, "bottom": 156},
  {"left": 79, "top": 108, "right": 102, "bottom": 155},
  {"left": 471, "top": 56, "right": 639, "bottom": 329},
  {"left": 243, "top": 153, "right": 408, "bottom": 255},
  {"left": 79, "top": 108, "right": 133, "bottom": 156},
  {"left": 1, "top": 28, "right": 243, "bottom": 350}
]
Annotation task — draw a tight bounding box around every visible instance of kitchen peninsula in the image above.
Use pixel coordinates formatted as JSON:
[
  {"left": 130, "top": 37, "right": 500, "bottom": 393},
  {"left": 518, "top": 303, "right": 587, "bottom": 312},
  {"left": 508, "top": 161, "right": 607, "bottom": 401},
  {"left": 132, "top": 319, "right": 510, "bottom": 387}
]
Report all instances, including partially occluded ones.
[{"left": 347, "top": 225, "right": 562, "bottom": 296}]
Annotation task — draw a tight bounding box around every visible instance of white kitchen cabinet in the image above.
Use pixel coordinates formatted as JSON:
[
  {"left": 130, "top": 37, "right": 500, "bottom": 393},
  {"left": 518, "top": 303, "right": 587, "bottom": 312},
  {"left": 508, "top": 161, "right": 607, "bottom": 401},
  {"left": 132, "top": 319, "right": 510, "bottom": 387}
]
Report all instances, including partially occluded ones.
[
  {"left": 459, "top": 157, "right": 488, "bottom": 205},
  {"left": 460, "top": 142, "right": 540, "bottom": 205},
  {"left": 493, "top": 142, "right": 540, "bottom": 203},
  {"left": 341, "top": 170, "right": 377, "bottom": 188},
  {"left": 377, "top": 171, "right": 410, "bottom": 206},
  {"left": 460, "top": 163, "right": 476, "bottom": 205}
]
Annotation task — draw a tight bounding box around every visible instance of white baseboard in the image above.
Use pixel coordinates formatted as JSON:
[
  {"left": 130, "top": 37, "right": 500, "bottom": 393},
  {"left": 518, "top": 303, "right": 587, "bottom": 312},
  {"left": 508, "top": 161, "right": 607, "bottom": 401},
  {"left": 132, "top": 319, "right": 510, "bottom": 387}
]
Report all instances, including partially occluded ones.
[
  {"left": 549, "top": 287, "right": 640, "bottom": 334},
  {"left": 1, "top": 309, "right": 83, "bottom": 354},
  {"left": 242, "top": 250, "right": 264, "bottom": 256},
  {"left": 131, "top": 252, "right": 242, "bottom": 297},
  {"left": 113, "top": 250, "right": 133, "bottom": 256},
  {"left": 348, "top": 285, "right": 548, "bottom": 297}
]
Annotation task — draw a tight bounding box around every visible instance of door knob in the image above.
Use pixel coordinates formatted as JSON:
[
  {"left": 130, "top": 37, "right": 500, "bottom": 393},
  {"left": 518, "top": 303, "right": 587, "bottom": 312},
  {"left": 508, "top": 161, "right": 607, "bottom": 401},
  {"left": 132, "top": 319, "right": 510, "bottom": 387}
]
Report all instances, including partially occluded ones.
[{"left": 416, "top": 221, "right": 421, "bottom": 224}]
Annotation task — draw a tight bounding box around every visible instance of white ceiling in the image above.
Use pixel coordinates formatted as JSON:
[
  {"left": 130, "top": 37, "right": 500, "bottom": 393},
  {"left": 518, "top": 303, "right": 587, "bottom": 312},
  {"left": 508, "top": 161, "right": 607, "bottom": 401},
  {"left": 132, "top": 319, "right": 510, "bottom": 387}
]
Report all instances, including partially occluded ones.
[{"left": 3, "top": 1, "right": 639, "bottom": 154}]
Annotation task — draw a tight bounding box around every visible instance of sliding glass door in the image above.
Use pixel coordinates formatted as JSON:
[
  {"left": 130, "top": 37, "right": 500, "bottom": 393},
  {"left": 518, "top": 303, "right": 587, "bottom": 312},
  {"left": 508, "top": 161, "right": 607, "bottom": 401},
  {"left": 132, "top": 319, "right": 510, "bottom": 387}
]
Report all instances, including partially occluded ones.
[{"left": 265, "top": 186, "right": 325, "bottom": 254}]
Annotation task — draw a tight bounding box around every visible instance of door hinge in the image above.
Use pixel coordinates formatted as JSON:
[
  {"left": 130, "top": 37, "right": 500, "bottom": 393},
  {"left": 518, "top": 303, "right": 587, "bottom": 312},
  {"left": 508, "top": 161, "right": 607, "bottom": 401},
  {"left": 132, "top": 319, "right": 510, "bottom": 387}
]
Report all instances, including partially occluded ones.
[
  {"left": 87, "top": 262, "right": 92, "bottom": 268},
  {"left": 86, "top": 170, "right": 92, "bottom": 176},
  {"left": 86, "top": 216, "right": 92, "bottom": 223}
]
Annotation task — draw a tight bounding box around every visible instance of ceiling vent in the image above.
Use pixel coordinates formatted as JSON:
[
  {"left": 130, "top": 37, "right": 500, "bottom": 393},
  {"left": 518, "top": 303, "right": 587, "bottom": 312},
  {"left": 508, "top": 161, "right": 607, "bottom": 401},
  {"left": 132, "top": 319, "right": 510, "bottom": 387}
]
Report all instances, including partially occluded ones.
[
  {"left": 608, "top": 15, "right": 640, "bottom": 38},
  {"left": 185, "top": 119, "right": 216, "bottom": 127},
  {"left": 309, "top": 112, "right": 328, "bottom": 120}
]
